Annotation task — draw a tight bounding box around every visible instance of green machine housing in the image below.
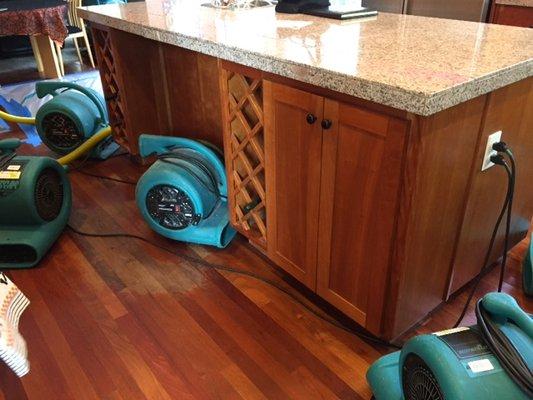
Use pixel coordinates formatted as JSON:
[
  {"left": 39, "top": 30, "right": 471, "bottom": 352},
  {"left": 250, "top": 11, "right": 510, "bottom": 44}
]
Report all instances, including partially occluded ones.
[
  {"left": 367, "top": 292, "right": 533, "bottom": 400},
  {"left": 0, "top": 139, "right": 72, "bottom": 268},
  {"left": 34, "top": 81, "right": 118, "bottom": 159}
]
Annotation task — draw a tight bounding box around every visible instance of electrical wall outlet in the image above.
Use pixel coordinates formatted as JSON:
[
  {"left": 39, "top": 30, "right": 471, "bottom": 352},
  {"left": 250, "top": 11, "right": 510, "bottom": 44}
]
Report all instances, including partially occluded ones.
[{"left": 481, "top": 131, "right": 502, "bottom": 171}]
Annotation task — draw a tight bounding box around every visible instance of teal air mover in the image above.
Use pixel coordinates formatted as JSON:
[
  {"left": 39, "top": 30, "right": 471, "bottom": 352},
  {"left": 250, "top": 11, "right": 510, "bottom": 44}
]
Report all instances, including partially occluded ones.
[
  {"left": 367, "top": 292, "right": 533, "bottom": 400},
  {"left": 136, "top": 135, "right": 236, "bottom": 248},
  {"left": 0, "top": 138, "right": 71, "bottom": 269},
  {"left": 35, "top": 81, "right": 118, "bottom": 159},
  {"left": 524, "top": 235, "right": 533, "bottom": 296}
]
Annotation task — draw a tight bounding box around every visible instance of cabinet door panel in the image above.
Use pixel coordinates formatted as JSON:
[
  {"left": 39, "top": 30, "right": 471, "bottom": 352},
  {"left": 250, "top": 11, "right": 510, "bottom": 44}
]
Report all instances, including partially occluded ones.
[
  {"left": 317, "top": 99, "right": 408, "bottom": 330},
  {"left": 264, "top": 81, "right": 323, "bottom": 289},
  {"left": 491, "top": 4, "right": 533, "bottom": 28}
]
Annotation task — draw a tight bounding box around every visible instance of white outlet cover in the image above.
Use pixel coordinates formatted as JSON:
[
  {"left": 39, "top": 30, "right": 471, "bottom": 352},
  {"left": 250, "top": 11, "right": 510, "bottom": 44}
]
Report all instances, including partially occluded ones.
[{"left": 481, "top": 131, "right": 502, "bottom": 171}]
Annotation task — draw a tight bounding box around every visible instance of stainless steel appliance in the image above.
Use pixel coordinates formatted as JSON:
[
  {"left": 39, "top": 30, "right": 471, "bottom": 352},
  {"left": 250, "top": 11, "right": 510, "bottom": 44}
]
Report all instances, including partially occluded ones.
[
  {"left": 404, "top": 0, "right": 491, "bottom": 22},
  {"left": 363, "top": 0, "right": 491, "bottom": 21},
  {"left": 363, "top": 0, "right": 405, "bottom": 13}
]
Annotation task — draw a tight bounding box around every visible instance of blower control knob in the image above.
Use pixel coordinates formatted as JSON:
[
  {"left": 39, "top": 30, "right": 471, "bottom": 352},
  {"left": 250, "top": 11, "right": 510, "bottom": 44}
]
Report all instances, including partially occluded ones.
[{"left": 306, "top": 113, "right": 317, "bottom": 124}]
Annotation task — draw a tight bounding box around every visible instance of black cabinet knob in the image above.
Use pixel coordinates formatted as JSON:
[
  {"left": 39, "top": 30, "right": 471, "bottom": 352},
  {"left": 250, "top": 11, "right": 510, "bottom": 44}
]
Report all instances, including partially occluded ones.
[
  {"left": 306, "top": 113, "right": 317, "bottom": 124},
  {"left": 321, "top": 119, "right": 332, "bottom": 129}
]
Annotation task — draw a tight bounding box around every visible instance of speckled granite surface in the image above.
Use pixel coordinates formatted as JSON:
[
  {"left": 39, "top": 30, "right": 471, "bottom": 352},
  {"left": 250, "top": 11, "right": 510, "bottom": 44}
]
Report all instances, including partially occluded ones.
[
  {"left": 494, "top": 0, "right": 533, "bottom": 7},
  {"left": 79, "top": 0, "right": 533, "bottom": 116}
]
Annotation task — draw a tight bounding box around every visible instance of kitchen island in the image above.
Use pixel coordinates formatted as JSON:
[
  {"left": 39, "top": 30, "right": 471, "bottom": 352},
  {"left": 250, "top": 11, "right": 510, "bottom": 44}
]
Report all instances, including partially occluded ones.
[{"left": 79, "top": 0, "right": 533, "bottom": 340}]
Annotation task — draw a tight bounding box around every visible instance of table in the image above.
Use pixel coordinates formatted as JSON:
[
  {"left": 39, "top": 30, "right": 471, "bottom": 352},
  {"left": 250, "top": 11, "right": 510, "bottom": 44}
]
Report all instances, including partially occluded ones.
[{"left": 0, "top": 0, "right": 68, "bottom": 78}]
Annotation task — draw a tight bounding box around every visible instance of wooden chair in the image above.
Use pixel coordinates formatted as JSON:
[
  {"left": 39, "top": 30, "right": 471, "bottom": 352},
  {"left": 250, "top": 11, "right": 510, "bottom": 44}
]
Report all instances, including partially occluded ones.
[{"left": 54, "top": 0, "right": 96, "bottom": 75}]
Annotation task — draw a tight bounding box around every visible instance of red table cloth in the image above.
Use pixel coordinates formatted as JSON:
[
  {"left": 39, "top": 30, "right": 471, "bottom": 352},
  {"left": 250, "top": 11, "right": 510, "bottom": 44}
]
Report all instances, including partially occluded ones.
[{"left": 0, "top": 0, "right": 68, "bottom": 44}]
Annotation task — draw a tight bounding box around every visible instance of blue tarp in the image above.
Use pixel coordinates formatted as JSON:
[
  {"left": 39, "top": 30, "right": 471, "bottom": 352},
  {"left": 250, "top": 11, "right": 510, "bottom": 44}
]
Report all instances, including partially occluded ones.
[{"left": 83, "top": 0, "right": 127, "bottom": 5}]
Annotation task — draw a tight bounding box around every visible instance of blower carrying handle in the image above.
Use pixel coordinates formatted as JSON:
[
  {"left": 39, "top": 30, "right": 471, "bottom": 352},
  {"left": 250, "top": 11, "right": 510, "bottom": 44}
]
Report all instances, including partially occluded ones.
[
  {"left": 35, "top": 82, "right": 108, "bottom": 126},
  {"left": 139, "top": 134, "right": 228, "bottom": 197},
  {"left": 482, "top": 292, "right": 533, "bottom": 339},
  {"left": 0, "top": 138, "right": 21, "bottom": 155}
]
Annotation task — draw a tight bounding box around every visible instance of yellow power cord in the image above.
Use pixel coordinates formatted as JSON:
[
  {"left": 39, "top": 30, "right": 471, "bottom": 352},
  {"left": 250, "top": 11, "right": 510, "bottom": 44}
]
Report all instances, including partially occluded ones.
[
  {"left": 57, "top": 126, "right": 113, "bottom": 166},
  {"left": 0, "top": 109, "right": 36, "bottom": 125}
]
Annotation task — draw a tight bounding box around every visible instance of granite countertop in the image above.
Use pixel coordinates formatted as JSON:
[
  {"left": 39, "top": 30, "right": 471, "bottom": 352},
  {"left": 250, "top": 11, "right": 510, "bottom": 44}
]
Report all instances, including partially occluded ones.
[
  {"left": 494, "top": 0, "right": 533, "bottom": 7},
  {"left": 79, "top": 0, "right": 533, "bottom": 116}
]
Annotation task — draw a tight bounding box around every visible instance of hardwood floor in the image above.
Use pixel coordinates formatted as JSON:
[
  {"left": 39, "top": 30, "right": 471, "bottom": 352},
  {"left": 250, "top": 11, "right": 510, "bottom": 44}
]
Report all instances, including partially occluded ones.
[{"left": 0, "top": 75, "right": 532, "bottom": 399}]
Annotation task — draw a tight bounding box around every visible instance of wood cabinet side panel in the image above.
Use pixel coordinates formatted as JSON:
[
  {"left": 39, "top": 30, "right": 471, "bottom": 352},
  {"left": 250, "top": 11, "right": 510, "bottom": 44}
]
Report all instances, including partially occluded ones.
[
  {"left": 449, "top": 78, "right": 533, "bottom": 295},
  {"left": 108, "top": 29, "right": 171, "bottom": 154},
  {"left": 161, "top": 45, "right": 223, "bottom": 149},
  {"left": 103, "top": 29, "right": 224, "bottom": 155},
  {"left": 387, "top": 95, "right": 488, "bottom": 338},
  {"left": 490, "top": 4, "right": 533, "bottom": 27}
]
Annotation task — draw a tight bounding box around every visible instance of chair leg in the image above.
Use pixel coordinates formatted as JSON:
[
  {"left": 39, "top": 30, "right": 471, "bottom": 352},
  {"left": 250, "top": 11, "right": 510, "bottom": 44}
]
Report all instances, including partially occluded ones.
[
  {"left": 54, "top": 42, "right": 65, "bottom": 76},
  {"left": 73, "top": 37, "right": 83, "bottom": 65},
  {"left": 82, "top": 33, "right": 95, "bottom": 68}
]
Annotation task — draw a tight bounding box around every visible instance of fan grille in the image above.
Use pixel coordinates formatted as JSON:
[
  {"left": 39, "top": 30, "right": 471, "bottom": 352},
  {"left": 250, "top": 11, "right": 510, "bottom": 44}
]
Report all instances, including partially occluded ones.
[
  {"left": 41, "top": 112, "right": 83, "bottom": 150},
  {"left": 35, "top": 168, "right": 64, "bottom": 222},
  {"left": 402, "top": 354, "right": 444, "bottom": 400},
  {"left": 146, "top": 185, "right": 197, "bottom": 230}
]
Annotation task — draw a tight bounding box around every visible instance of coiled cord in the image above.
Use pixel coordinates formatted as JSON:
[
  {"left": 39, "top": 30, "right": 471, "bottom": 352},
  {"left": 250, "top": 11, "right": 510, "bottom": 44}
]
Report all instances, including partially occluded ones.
[{"left": 475, "top": 299, "right": 533, "bottom": 396}]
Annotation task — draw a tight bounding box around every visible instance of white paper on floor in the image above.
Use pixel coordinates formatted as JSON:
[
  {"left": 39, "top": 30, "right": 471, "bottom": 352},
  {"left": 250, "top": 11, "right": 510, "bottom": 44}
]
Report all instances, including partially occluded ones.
[{"left": 0, "top": 272, "right": 30, "bottom": 377}]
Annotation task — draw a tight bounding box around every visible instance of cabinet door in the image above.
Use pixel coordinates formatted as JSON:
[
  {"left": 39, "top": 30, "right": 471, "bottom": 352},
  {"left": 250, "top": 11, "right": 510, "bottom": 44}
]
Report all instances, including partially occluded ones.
[
  {"left": 490, "top": 4, "right": 533, "bottom": 28},
  {"left": 264, "top": 81, "right": 324, "bottom": 289},
  {"left": 317, "top": 99, "right": 408, "bottom": 331}
]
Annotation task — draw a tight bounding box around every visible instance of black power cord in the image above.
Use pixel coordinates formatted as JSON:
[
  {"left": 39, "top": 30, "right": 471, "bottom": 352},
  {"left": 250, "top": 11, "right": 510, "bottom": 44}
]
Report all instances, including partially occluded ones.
[
  {"left": 66, "top": 223, "right": 402, "bottom": 350},
  {"left": 471, "top": 143, "right": 533, "bottom": 397},
  {"left": 75, "top": 169, "right": 137, "bottom": 185},
  {"left": 70, "top": 151, "right": 136, "bottom": 184},
  {"left": 475, "top": 299, "right": 533, "bottom": 396},
  {"left": 495, "top": 144, "right": 516, "bottom": 292},
  {"left": 453, "top": 147, "right": 516, "bottom": 328}
]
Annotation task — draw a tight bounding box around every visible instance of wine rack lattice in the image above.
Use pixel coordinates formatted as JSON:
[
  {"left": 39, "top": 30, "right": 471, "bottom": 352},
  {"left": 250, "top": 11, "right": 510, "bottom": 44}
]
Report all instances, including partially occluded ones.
[
  {"left": 221, "top": 69, "right": 267, "bottom": 248},
  {"left": 92, "top": 27, "right": 129, "bottom": 151}
]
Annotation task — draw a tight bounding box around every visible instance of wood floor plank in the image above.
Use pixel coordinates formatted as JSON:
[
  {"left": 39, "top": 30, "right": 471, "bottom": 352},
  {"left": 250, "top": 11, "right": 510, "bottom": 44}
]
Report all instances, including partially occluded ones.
[
  {"left": 18, "top": 313, "right": 74, "bottom": 400},
  {"left": 118, "top": 289, "right": 246, "bottom": 400},
  {"left": 43, "top": 250, "right": 152, "bottom": 399},
  {"left": 199, "top": 268, "right": 365, "bottom": 400},
  {"left": 13, "top": 276, "right": 100, "bottom": 400}
]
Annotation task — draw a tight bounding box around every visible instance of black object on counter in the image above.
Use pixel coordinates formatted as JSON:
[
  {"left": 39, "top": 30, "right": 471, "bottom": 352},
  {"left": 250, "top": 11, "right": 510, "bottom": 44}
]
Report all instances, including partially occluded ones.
[
  {"left": 275, "top": 0, "right": 330, "bottom": 14},
  {"left": 304, "top": 3, "right": 377, "bottom": 20}
]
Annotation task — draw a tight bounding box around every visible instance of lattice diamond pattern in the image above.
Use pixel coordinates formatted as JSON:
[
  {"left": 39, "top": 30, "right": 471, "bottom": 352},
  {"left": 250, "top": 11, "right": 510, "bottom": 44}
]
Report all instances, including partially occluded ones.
[
  {"left": 224, "top": 71, "right": 267, "bottom": 247},
  {"left": 92, "top": 28, "right": 129, "bottom": 151}
]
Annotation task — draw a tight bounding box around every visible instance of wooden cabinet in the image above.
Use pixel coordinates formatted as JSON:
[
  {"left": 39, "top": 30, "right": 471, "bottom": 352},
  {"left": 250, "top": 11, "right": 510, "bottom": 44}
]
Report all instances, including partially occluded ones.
[
  {"left": 263, "top": 82, "right": 323, "bottom": 289},
  {"left": 490, "top": 4, "right": 533, "bottom": 28},
  {"left": 317, "top": 100, "right": 407, "bottom": 329},
  {"left": 264, "top": 81, "right": 408, "bottom": 327},
  {"left": 220, "top": 66, "right": 532, "bottom": 340}
]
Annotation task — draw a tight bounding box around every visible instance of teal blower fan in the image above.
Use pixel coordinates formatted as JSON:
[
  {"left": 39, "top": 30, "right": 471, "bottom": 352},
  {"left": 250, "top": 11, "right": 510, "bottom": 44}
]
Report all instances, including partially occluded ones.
[
  {"left": 0, "top": 138, "right": 72, "bottom": 269},
  {"left": 35, "top": 81, "right": 118, "bottom": 159},
  {"left": 367, "top": 292, "right": 533, "bottom": 400},
  {"left": 136, "top": 134, "right": 236, "bottom": 248}
]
